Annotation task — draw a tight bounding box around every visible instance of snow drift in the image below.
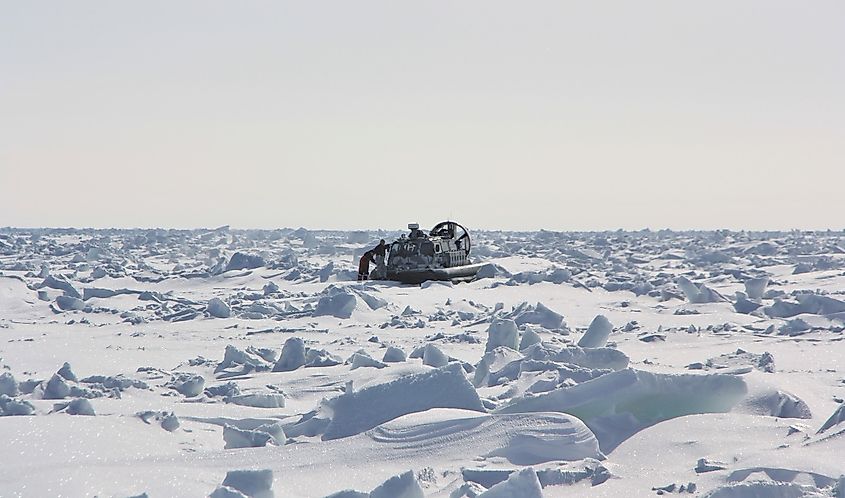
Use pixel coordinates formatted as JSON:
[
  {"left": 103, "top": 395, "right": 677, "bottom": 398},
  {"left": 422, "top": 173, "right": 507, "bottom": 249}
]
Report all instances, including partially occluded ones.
[
  {"left": 496, "top": 368, "right": 747, "bottom": 451},
  {"left": 321, "top": 363, "right": 485, "bottom": 440}
]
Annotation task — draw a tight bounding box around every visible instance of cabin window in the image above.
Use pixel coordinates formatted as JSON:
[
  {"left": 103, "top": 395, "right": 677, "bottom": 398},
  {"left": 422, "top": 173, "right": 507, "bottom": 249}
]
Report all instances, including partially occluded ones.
[{"left": 434, "top": 244, "right": 441, "bottom": 253}]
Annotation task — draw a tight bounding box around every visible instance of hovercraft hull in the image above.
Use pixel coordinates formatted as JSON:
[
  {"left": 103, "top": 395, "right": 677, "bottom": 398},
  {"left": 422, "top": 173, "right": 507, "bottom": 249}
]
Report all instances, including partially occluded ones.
[{"left": 386, "top": 263, "right": 485, "bottom": 285}]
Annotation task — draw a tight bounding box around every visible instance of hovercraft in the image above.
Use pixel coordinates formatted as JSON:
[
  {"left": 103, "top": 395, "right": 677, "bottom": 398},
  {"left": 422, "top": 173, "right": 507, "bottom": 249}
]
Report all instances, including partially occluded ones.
[{"left": 372, "top": 221, "right": 485, "bottom": 284}]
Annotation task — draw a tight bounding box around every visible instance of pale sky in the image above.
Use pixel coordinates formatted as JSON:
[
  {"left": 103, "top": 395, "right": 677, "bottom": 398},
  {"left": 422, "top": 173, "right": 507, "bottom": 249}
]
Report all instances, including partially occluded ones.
[{"left": 1, "top": 1, "right": 843, "bottom": 231}]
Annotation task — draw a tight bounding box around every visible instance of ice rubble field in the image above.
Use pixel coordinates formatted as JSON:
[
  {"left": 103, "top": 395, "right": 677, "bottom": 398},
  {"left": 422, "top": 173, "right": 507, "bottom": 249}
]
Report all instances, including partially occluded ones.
[{"left": 1, "top": 228, "right": 844, "bottom": 498}]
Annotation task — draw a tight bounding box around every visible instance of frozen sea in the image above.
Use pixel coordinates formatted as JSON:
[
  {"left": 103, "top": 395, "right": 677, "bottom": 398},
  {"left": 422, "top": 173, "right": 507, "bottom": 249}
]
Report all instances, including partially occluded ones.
[{"left": 0, "top": 227, "right": 843, "bottom": 497}]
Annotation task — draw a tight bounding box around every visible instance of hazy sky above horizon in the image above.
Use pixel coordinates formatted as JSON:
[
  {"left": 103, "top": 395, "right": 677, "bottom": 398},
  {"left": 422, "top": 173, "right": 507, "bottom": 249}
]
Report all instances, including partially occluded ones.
[{"left": 1, "top": 1, "right": 843, "bottom": 231}]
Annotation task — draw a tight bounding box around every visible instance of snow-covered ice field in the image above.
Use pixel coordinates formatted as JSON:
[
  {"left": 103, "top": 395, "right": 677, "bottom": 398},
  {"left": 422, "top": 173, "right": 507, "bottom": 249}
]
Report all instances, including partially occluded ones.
[{"left": 1, "top": 227, "right": 843, "bottom": 497}]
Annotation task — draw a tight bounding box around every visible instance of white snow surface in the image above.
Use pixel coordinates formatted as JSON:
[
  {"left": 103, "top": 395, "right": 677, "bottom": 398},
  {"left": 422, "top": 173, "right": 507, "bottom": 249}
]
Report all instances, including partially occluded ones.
[{"left": 0, "top": 228, "right": 844, "bottom": 497}]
